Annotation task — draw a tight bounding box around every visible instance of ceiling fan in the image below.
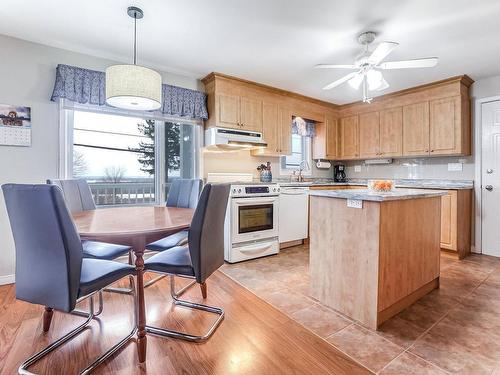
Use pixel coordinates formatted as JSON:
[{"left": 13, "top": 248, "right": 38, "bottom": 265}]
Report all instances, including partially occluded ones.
[{"left": 316, "top": 32, "right": 438, "bottom": 103}]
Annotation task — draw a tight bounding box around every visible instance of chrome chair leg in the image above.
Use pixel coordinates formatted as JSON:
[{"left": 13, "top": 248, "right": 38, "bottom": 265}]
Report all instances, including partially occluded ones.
[
  {"left": 143, "top": 274, "right": 167, "bottom": 288},
  {"left": 72, "top": 291, "right": 104, "bottom": 317},
  {"left": 80, "top": 276, "right": 138, "bottom": 375},
  {"left": 144, "top": 274, "right": 196, "bottom": 298},
  {"left": 145, "top": 274, "right": 224, "bottom": 343},
  {"left": 104, "top": 251, "right": 135, "bottom": 295},
  {"left": 18, "top": 297, "right": 96, "bottom": 374},
  {"left": 19, "top": 276, "right": 138, "bottom": 375}
]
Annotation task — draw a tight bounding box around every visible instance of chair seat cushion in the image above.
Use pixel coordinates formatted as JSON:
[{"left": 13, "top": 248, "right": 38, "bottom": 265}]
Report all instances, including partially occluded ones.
[
  {"left": 144, "top": 246, "right": 194, "bottom": 277},
  {"left": 78, "top": 259, "right": 135, "bottom": 297},
  {"left": 82, "top": 240, "right": 131, "bottom": 260},
  {"left": 145, "top": 230, "right": 189, "bottom": 252}
]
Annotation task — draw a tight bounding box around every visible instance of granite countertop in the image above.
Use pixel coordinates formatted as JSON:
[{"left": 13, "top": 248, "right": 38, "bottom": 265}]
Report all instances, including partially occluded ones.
[
  {"left": 308, "top": 188, "right": 447, "bottom": 202},
  {"left": 277, "top": 178, "right": 474, "bottom": 190}
]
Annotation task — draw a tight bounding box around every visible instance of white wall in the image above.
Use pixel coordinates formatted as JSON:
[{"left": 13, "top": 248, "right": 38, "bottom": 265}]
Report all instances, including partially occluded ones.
[{"left": 0, "top": 34, "right": 200, "bottom": 283}]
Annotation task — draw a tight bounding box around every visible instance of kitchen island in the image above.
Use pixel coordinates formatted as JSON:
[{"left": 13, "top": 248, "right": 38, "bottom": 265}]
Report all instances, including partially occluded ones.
[{"left": 309, "top": 188, "right": 446, "bottom": 329}]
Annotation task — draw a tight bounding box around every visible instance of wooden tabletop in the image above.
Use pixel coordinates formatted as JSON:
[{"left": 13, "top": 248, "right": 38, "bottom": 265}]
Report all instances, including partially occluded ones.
[{"left": 72, "top": 206, "right": 194, "bottom": 237}]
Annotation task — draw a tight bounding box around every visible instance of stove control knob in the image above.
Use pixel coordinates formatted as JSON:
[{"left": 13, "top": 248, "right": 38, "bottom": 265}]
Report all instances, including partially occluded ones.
[
  {"left": 277, "top": 188, "right": 280, "bottom": 192},
  {"left": 238, "top": 188, "right": 242, "bottom": 193},
  {"left": 272, "top": 187, "right": 276, "bottom": 192},
  {"left": 232, "top": 188, "right": 236, "bottom": 193}
]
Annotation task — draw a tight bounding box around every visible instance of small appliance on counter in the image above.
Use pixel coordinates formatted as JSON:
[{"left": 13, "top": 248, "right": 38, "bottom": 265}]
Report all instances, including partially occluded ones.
[
  {"left": 257, "top": 162, "right": 272, "bottom": 182},
  {"left": 334, "top": 164, "right": 347, "bottom": 182}
]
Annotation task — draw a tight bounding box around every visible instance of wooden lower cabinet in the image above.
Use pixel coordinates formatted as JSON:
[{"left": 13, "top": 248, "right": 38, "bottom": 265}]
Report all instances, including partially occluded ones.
[{"left": 439, "top": 189, "right": 472, "bottom": 259}]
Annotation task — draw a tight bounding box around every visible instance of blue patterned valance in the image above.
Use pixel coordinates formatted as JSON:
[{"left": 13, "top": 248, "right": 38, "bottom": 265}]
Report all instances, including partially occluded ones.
[
  {"left": 292, "top": 116, "right": 316, "bottom": 137},
  {"left": 51, "top": 64, "right": 208, "bottom": 120}
]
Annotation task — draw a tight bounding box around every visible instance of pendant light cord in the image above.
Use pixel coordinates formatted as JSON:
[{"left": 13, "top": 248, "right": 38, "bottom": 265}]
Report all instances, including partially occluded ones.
[{"left": 133, "top": 14, "right": 137, "bottom": 65}]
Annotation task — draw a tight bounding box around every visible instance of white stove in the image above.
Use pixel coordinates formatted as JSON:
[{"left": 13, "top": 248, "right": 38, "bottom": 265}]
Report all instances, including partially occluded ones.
[{"left": 207, "top": 174, "right": 281, "bottom": 263}]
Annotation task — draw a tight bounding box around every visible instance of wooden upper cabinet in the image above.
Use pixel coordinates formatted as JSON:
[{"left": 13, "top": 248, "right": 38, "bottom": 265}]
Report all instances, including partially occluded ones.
[
  {"left": 379, "top": 107, "right": 403, "bottom": 157},
  {"left": 403, "top": 102, "right": 430, "bottom": 156},
  {"left": 430, "top": 96, "right": 461, "bottom": 155},
  {"left": 313, "top": 114, "right": 337, "bottom": 160},
  {"left": 359, "top": 112, "right": 380, "bottom": 158},
  {"left": 240, "top": 96, "right": 263, "bottom": 132},
  {"left": 251, "top": 102, "right": 280, "bottom": 156},
  {"left": 339, "top": 116, "right": 359, "bottom": 159},
  {"left": 279, "top": 108, "right": 293, "bottom": 155},
  {"left": 217, "top": 94, "right": 240, "bottom": 129}
]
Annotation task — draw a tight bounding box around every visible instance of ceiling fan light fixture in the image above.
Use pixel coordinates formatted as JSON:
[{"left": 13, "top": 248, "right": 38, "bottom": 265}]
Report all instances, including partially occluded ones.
[
  {"left": 105, "top": 6, "right": 162, "bottom": 111},
  {"left": 367, "top": 69, "right": 383, "bottom": 90}
]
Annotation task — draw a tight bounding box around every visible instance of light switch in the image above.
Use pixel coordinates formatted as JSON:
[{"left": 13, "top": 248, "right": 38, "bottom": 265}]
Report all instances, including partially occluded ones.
[
  {"left": 354, "top": 165, "right": 362, "bottom": 172},
  {"left": 448, "top": 163, "right": 463, "bottom": 171},
  {"left": 347, "top": 199, "right": 363, "bottom": 209}
]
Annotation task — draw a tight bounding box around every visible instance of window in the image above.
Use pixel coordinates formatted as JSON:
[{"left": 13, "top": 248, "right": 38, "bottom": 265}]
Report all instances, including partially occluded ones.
[
  {"left": 280, "top": 134, "right": 312, "bottom": 174},
  {"left": 62, "top": 104, "right": 201, "bottom": 206}
]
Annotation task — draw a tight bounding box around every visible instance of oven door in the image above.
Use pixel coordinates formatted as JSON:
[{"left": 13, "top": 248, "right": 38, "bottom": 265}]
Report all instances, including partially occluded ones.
[{"left": 231, "top": 196, "right": 279, "bottom": 244}]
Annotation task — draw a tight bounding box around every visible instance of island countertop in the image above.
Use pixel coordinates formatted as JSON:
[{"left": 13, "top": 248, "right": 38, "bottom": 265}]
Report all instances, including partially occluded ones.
[{"left": 308, "top": 188, "right": 447, "bottom": 202}]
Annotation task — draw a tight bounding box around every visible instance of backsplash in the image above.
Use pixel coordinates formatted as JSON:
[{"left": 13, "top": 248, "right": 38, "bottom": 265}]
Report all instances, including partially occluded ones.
[{"left": 344, "top": 156, "right": 475, "bottom": 180}]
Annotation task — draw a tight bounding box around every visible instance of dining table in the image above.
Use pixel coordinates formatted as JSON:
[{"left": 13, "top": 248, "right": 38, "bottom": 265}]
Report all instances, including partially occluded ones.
[{"left": 72, "top": 205, "right": 194, "bottom": 363}]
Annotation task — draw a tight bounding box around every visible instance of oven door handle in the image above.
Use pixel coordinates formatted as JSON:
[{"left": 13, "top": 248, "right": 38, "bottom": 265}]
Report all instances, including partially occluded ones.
[
  {"left": 239, "top": 243, "right": 274, "bottom": 254},
  {"left": 232, "top": 196, "right": 278, "bottom": 204}
]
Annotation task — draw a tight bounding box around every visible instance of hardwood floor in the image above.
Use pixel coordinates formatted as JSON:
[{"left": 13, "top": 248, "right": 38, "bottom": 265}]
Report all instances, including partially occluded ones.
[{"left": 0, "top": 271, "right": 370, "bottom": 375}]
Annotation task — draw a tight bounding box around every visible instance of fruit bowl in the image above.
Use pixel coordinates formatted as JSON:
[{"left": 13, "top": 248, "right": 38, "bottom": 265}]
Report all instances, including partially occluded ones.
[{"left": 368, "top": 180, "right": 395, "bottom": 192}]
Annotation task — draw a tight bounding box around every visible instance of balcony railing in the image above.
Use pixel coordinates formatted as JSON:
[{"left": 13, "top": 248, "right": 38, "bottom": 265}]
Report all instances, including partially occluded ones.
[{"left": 89, "top": 182, "right": 156, "bottom": 205}]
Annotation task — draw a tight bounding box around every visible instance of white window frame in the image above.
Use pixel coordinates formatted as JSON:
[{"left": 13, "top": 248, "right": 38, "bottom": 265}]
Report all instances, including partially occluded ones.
[
  {"left": 58, "top": 99, "right": 203, "bottom": 205},
  {"left": 279, "top": 134, "right": 313, "bottom": 176}
]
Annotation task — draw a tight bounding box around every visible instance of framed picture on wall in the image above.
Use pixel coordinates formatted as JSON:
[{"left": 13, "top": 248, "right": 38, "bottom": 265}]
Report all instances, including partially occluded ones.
[{"left": 0, "top": 103, "right": 32, "bottom": 146}]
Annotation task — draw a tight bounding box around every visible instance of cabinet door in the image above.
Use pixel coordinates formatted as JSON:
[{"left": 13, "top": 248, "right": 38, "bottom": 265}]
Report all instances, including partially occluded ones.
[
  {"left": 440, "top": 191, "right": 458, "bottom": 250},
  {"left": 240, "top": 96, "right": 263, "bottom": 132},
  {"left": 252, "top": 102, "right": 279, "bottom": 156},
  {"left": 217, "top": 94, "right": 240, "bottom": 129},
  {"left": 359, "top": 112, "right": 380, "bottom": 158},
  {"left": 279, "top": 108, "right": 293, "bottom": 155},
  {"left": 326, "top": 117, "right": 338, "bottom": 159},
  {"left": 403, "top": 102, "right": 430, "bottom": 156},
  {"left": 430, "top": 96, "right": 461, "bottom": 155},
  {"left": 340, "top": 116, "right": 359, "bottom": 159},
  {"left": 380, "top": 107, "right": 403, "bottom": 157}
]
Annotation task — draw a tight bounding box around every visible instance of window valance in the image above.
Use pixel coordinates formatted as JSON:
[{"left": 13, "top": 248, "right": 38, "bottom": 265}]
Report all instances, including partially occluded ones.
[
  {"left": 51, "top": 64, "right": 208, "bottom": 120},
  {"left": 292, "top": 116, "right": 316, "bottom": 137}
]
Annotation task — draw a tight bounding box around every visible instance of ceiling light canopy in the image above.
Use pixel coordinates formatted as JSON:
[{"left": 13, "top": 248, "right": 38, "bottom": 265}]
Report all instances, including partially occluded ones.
[{"left": 106, "top": 6, "right": 162, "bottom": 111}]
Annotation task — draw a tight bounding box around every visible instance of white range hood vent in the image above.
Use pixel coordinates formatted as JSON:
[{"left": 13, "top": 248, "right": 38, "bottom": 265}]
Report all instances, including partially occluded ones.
[{"left": 204, "top": 127, "right": 267, "bottom": 151}]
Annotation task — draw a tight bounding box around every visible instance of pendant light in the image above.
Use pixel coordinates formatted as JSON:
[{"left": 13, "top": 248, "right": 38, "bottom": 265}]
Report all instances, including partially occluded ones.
[{"left": 106, "top": 6, "right": 162, "bottom": 111}]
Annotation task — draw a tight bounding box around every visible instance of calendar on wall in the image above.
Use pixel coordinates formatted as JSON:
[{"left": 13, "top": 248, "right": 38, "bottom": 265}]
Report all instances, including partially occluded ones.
[{"left": 0, "top": 103, "right": 32, "bottom": 147}]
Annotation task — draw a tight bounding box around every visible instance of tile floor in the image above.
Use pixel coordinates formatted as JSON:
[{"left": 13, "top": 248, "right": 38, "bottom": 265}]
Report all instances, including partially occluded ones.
[{"left": 220, "top": 245, "right": 500, "bottom": 374}]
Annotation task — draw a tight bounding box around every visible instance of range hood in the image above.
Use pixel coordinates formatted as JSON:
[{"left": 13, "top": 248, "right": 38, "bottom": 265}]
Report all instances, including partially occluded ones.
[{"left": 204, "top": 127, "right": 267, "bottom": 151}]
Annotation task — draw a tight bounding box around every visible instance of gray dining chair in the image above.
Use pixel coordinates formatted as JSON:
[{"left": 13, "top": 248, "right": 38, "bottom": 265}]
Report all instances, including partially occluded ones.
[
  {"left": 144, "top": 183, "right": 230, "bottom": 342},
  {"left": 2, "top": 184, "right": 137, "bottom": 374},
  {"left": 144, "top": 178, "right": 202, "bottom": 291},
  {"left": 47, "top": 179, "right": 133, "bottom": 278}
]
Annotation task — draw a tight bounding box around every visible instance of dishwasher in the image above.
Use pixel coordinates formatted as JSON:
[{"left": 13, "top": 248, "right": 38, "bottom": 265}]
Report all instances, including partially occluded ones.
[{"left": 278, "top": 186, "right": 309, "bottom": 243}]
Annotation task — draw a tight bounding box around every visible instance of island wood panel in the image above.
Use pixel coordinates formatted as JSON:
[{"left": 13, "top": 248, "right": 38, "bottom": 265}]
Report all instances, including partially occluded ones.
[
  {"left": 379, "top": 107, "right": 403, "bottom": 157},
  {"left": 378, "top": 197, "right": 441, "bottom": 311},
  {"left": 339, "top": 116, "right": 359, "bottom": 159},
  {"left": 430, "top": 96, "right": 461, "bottom": 155},
  {"left": 403, "top": 101, "right": 430, "bottom": 156},
  {"left": 359, "top": 111, "right": 380, "bottom": 158},
  {"left": 309, "top": 196, "right": 380, "bottom": 329}
]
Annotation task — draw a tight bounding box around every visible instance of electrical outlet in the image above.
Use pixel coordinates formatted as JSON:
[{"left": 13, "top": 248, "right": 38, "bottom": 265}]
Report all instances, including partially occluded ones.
[
  {"left": 347, "top": 199, "right": 363, "bottom": 209},
  {"left": 354, "top": 165, "right": 362, "bottom": 172},
  {"left": 448, "top": 163, "right": 463, "bottom": 172}
]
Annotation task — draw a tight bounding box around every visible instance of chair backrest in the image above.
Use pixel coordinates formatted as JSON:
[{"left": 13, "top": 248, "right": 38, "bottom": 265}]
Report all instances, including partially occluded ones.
[
  {"left": 188, "top": 183, "right": 230, "bottom": 283},
  {"left": 166, "top": 179, "right": 203, "bottom": 209},
  {"left": 46, "top": 178, "right": 96, "bottom": 213},
  {"left": 2, "top": 184, "right": 83, "bottom": 312}
]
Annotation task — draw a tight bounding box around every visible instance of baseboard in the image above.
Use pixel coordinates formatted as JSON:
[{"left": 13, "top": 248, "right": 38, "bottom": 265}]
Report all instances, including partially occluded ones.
[{"left": 0, "top": 274, "right": 15, "bottom": 285}]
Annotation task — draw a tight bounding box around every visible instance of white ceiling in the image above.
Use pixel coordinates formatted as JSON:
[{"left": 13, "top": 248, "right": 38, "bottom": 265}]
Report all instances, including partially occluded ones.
[{"left": 1, "top": 0, "right": 500, "bottom": 104}]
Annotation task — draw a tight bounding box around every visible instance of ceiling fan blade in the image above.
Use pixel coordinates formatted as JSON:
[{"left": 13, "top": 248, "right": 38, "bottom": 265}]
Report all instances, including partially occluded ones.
[
  {"left": 379, "top": 57, "right": 438, "bottom": 69},
  {"left": 315, "top": 64, "right": 357, "bottom": 69},
  {"left": 375, "top": 77, "right": 390, "bottom": 91},
  {"left": 368, "top": 41, "right": 399, "bottom": 65},
  {"left": 322, "top": 72, "right": 358, "bottom": 90}
]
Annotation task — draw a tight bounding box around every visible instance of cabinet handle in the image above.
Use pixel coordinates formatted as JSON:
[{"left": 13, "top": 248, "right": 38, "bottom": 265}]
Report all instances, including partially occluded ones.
[{"left": 430, "top": 149, "right": 434, "bottom": 153}]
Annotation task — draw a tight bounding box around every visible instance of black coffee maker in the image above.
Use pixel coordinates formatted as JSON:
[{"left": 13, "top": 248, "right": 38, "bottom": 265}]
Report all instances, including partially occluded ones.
[{"left": 334, "top": 164, "right": 347, "bottom": 182}]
